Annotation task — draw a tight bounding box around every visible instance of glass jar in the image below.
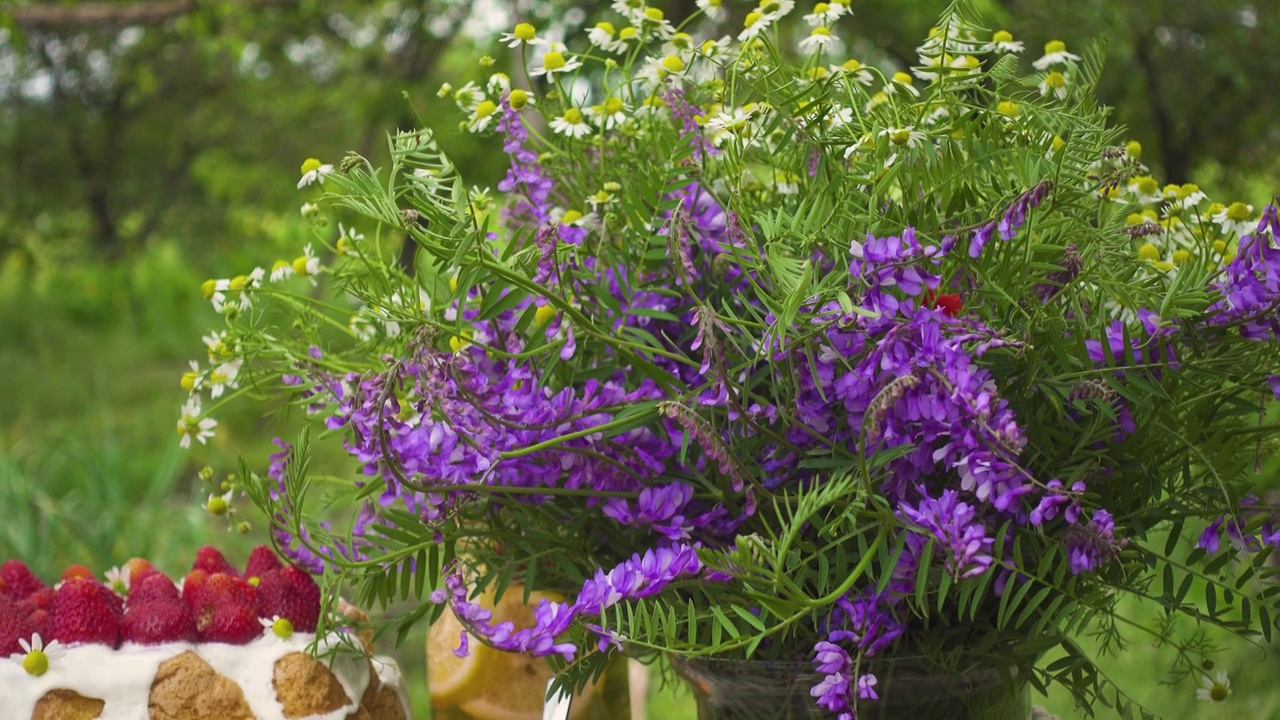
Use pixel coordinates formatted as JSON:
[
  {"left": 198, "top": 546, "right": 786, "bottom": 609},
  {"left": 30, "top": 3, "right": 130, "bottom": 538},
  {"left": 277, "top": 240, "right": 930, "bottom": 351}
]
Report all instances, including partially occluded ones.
[{"left": 669, "top": 655, "right": 1030, "bottom": 720}]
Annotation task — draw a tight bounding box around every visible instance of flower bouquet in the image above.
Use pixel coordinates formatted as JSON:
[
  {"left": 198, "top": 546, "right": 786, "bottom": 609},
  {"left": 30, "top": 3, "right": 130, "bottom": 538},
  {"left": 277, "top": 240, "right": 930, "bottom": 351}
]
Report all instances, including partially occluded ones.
[{"left": 182, "top": 1, "right": 1280, "bottom": 717}]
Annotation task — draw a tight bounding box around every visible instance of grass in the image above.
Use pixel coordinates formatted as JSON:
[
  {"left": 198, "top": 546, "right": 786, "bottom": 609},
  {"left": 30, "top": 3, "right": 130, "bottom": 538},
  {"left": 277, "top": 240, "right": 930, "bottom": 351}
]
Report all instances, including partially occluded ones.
[{"left": 2, "top": 247, "right": 1278, "bottom": 720}]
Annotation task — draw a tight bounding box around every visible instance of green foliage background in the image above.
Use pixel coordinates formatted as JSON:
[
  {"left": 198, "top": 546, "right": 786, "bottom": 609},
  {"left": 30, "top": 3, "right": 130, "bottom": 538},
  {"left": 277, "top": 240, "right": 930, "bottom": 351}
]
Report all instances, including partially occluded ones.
[{"left": 0, "top": 0, "right": 1277, "bottom": 717}]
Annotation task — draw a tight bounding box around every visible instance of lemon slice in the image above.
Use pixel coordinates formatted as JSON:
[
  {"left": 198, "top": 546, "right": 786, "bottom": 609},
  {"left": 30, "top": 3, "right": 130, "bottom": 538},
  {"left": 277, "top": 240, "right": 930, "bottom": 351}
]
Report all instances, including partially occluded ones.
[
  {"left": 427, "top": 603, "right": 495, "bottom": 707},
  {"left": 456, "top": 587, "right": 600, "bottom": 720}
]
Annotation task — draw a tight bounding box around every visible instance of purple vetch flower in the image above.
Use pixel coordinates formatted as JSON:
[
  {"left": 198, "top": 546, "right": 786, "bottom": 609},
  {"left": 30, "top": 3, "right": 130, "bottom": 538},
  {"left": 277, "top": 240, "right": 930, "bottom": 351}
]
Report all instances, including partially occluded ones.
[
  {"left": 827, "top": 591, "right": 905, "bottom": 656},
  {"left": 897, "top": 488, "right": 995, "bottom": 579},
  {"left": 1029, "top": 479, "right": 1086, "bottom": 525},
  {"left": 659, "top": 82, "right": 716, "bottom": 160},
  {"left": 1065, "top": 509, "right": 1126, "bottom": 574},
  {"left": 810, "top": 640, "right": 856, "bottom": 720},
  {"left": 496, "top": 98, "right": 553, "bottom": 225},
  {"left": 601, "top": 482, "right": 697, "bottom": 540},
  {"left": 1270, "top": 375, "right": 1280, "bottom": 400},
  {"left": 968, "top": 222, "right": 996, "bottom": 258},
  {"left": 1205, "top": 202, "right": 1280, "bottom": 341},
  {"left": 533, "top": 225, "right": 559, "bottom": 284},
  {"left": 968, "top": 181, "right": 1054, "bottom": 257},
  {"left": 1197, "top": 518, "right": 1224, "bottom": 554}
]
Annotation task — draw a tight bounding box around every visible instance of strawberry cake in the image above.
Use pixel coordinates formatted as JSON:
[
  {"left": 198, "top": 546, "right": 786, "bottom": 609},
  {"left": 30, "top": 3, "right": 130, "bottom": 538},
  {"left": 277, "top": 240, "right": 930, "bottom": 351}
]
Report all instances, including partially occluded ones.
[{"left": 0, "top": 546, "right": 409, "bottom": 720}]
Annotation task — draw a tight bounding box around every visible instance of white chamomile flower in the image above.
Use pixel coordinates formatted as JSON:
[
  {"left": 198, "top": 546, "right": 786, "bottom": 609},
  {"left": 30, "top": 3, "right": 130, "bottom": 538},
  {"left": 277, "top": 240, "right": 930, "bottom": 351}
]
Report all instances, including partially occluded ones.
[
  {"left": 336, "top": 222, "right": 364, "bottom": 256},
  {"left": 270, "top": 259, "right": 294, "bottom": 282},
  {"left": 499, "top": 23, "right": 545, "bottom": 48},
  {"left": 738, "top": 9, "right": 776, "bottom": 42},
  {"left": 880, "top": 125, "right": 927, "bottom": 148},
  {"left": 1213, "top": 202, "right": 1255, "bottom": 237},
  {"left": 17, "top": 634, "right": 62, "bottom": 676},
  {"left": 486, "top": 72, "right": 511, "bottom": 97},
  {"left": 203, "top": 330, "right": 233, "bottom": 362},
  {"left": 611, "top": 0, "right": 647, "bottom": 22},
  {"left": 177, "top": 397, "right": 217, "bottom": 449},
  {"left": 799, "top": 26, "right": 836, "bottom": 54},
  {"left": 698, "top": 36, "right": 733, "bottom": 59},
  {"left": 1175, "top": 183, "right": 1208, "bottom": 208},
  {"left": 451, "top": 81, "right": 484, "bottom": 112},
  {"left": 1196, "top": 671, "right": 1231, "bottom": 703},
  {"left": 638, "top": 7, "right": 675, "bottom": 41},
  {"left": 206, "top": 358, "right": 242, "bottom": 399},
  {"left": 104, "top": 567, "right": 130, "bottom": 595},
  {"left": 206, "top": 489, "right": 234, "bottom": 516},
  {"left": 181, "top": 360, "right": 203, "bottom": 394},
  {"left": 1126, "top": 176, "right": 1164, "bottom": 206},
  {"left": 885, "top": 71, "right": 920, "bottom": 97},
  {"left": 261, "top": 616, "right": 295, "bottom": 639},
  {"left": 585, "top": 96, "right": 630, "bottom": 130},
  {"left": 803, "top": 2, "right": 846, "bottom": 26},
  {"left": 531, "top": 43, "right": 583, "bottom": 78},
  {"left": 297, "top": 158, "right": 332, "bottom": 189},
  {"left": 468, "top": 99, "right": 500, "bottom": 132},
  {"left": 825, "top": 105, "right": 854, "bottom": 130},
  {"left": 1039, "top": 71, "right": 1069, "bottom": 100},
  {"left": 209, "top": 268, "right": 264, "bottom": 313},
  {"left": 696, "top": 0, "right": 726, "bottom": 21},
  {"left": 774, "top": 170, "right": 800, "bottom": 195},
  {"left": 831, "top": 58, "right": 874, "bottom": 86},
  {"left": 550, "top": 107, "right": 592, "bottom": 138},
  {"left": 292, "top": 243, "right": 322, "bottom": 285},
  {"left": 988, "top": 30, "right": 1024, "bottom": 54},
  {"left": 759, "top": 0, "right": 796, "bottom": 20},
  {"left": 588, "top": 21, "right": 620, "bottom": 51},
  {"left": 1033, "top": 39, "right": 1081, "bottom": 70},
  {"left": 914, "top": 53, "right": 979, "bottom": 82},
  {"left": 864, "top": 91, "right": 890, "bottom": 113},
  {"left": 587, "top": 189, "right": 616, "bottom": 211}
]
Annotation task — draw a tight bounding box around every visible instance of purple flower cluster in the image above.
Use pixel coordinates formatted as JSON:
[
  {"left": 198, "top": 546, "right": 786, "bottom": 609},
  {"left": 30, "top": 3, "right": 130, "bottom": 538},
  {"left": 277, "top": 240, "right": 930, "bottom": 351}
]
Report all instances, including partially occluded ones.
[
  {"left": 1065, "top": 509, "right": 1126, "bottom": 575},
  {"left": 811, "top": 640, "right": 877, "bottom": 720},
  {"left": 441, "top": 544, "right": 703, "bottom": 661},
  {"left": 496, "top": 98, "right": 553, "bottom": 226},
  {"left": 898, "top": 489, "right": 995, "bottom": 579},
  {"left": 969, "top": 180, "right": 1054, "bottom": 257},
  {"left": 1207, "top": 202, "right": 1280, "bottom": 341},
  {"left": 1196, "top": 494, "right": 1280, "bottom": 554}
]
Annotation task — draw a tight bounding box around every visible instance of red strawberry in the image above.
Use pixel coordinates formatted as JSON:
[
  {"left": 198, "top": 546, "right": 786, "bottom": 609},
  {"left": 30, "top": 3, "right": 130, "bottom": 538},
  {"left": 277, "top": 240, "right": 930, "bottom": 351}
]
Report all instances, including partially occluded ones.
[
  {"left": 27, "top": 608, "right": 50, "bottom": 637},
  {"left": 199, "top": 603, "right": 263, "bottom": 644},
  {"left": 0, "top": 597, "right": 36, "bottom": 656},
  {"left": 18, "top": 587, "right": 55, "bottom": 616},
  {"left": 130, "top": 573, "right": 179, "bottom": 606},
  {"left": 200, "top": 573, "right": 255, "bottom": 610},
  {"left": 61, "top": 564, "right": 95, "bottom": 582},
  {"left": 253, "top": 569, "right": 320, "bottom": 633},
  {"left": 181, "top": 569, "right": 209, "bottom": 609},
  {"left": 123, "top": 558, "right": 156, "bottom": 587},
  {"left": 244, "top": 546, "right": 283, "bottom": 583},
  {"left": 49, "top": 578, "right": 121, "bottom": 646},
  {"left": 192, "top": 546, "right": 238, "bottom": 577},
  {"left": 1, "top": 560, "right": 45, "bottom": 600},
  {"left": 282, "top": 566, "right": 321, "bottom": 606},
  {"left": 122, "top": 599, "right": 197, "bottom": 645}
]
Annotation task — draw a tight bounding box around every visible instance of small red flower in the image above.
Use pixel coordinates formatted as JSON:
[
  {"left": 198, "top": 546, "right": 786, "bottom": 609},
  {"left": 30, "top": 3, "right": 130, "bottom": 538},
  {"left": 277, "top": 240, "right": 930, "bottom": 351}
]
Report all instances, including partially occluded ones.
[{"left": 924, "top": 291, "right": 963, "bottom": 317}]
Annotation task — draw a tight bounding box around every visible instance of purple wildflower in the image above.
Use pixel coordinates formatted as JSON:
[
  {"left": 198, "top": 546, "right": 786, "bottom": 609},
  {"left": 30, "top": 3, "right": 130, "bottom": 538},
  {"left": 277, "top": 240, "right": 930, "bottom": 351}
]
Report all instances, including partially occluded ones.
[
  {"left": 1065, "top": 509, "right": 1126, "bottom": 574},
  {"left": 897, "top": 488, "right": 995, "bottom": 579}
]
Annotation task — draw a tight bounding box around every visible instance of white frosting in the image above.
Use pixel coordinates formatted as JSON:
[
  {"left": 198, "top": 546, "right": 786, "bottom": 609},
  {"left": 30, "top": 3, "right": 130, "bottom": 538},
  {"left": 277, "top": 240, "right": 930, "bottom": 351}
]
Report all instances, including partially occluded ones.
[{"left": 0, "top": 633, "right": 409, "bottom": 720}]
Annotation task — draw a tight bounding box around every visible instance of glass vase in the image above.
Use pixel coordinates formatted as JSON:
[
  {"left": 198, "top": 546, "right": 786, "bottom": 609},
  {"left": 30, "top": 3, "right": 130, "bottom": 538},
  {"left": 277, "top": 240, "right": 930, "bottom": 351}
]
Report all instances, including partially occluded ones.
[{"left": 669, "top": 655, "right": 1030, "bottom": 720}]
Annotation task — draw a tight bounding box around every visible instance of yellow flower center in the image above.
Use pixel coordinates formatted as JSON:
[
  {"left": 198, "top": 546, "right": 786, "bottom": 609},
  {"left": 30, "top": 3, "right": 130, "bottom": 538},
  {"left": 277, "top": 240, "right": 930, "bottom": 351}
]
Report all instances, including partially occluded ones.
[
  {"left": 620, "top": 27, "right": 638, "bottom": 40},
  {"left": 1178, "top": 183, "right": 1200, "bottom": 198},
  {"left": 1044, "top": 40, "right": 1066, "bottom": 55},
  {"left": 1135, "top": 176, "right": 1158, "bottom": 195},
  {"left": 1125, "top": 213, "right": 1145, "bottom": 226},
  {"left": 1172, "top": 249, "right": 1190, "bottom": 265},
  {"left": 228, "top": 275, "right": 248, "bottom": 293},
  {"left": 542, "top": 52, "right": 567, "bottom": 71},
  {"left": 23, "top": 650, "right": 48, "bottom": 676},
  {"left": 562, "top": 108, "right": 584, "bottom": 124},
  {"left": 662, "top": 55, "right": 686, "bottom": 72},
  {"left": 200, "top": 279, "right": 217, "bottom": 299},
  {"left": 272, "top": 618, "right": 295, "bottom": 639},
  {"left": 181, "top": 372, "right": 198, "bottom": 392},
  {"left": 449, "top": 332, "right": 472, "bottom": 353},
  {"left": 291, "top": 256, "right": 311, "bottom": 276},
  {"left": 957, "top": 55, "right": 979, "bottom": 69},
  {"left": 644, "top": 7, "right": 664, "bottom": 21},
  {"left": 889, "top": 129, "right": 912, "bottom": 145},
  {"left": 271, "top": 259, "right": 291, "bottom": 274},
  {"left": 1050, "top": 136, "right": 1066, "bottom": 153},
  {"left": 603, "top": 97, "right": 625, "bottom": 115},
  {"left": 892, "top": 71, "right": 913, "bottom": 85},
  {"left": 1137, "top": 243, "right": 1160, "bottom": 261},
  {"left": 814, "top": 2, "right": 830, "bottom": 12},
  {"left": 449, "top": 275, "right": 459, "bottom": 291},
  {"left": 535, "top": 304, "right": 557, "bottom": 325},
  {"left": 299, "top": 158, "right": 321, "bottom": 175},
  {"left": 474, "top": 100, "right": 498, "bottom": 119},
  {"left": 996, "top": 101, "right": 1019, "bottom": 118},
  {"left": 993, "top": 30, "right": 1013, "bottom": 44},
  {"left": 513, "top": 23, "right": 536, "bottom": 41},
  {"left": 807, "top": 67, "right": 828, "bottom": 79},
  {"left": 1212, "top": 240, "right": 1227, "bottom": 254},
  {"left": 1125, "top": 140, "right": 1142, "bottom": 159},
  {"left": 1225, "top": 202, "right": 1251, "bottom": 221},
  {"left": 811, "top": 26, "right": 831, "bottom": 37},
  {"left": 843, "top": 58, "right": 863, "bottom": 71},
  {"left": 508, "top": 89, "right": 529, "bottom": 109},
  {"left": 744, "top": 11, "right": 763, "bottom": 28},
  {"left": 1045, "top": 71, "right": 1065, "bottom": 88},
  {"left": 595, "top": 21, "right": 615, "bottom": 36},
  {"left": 1209, "top": 683, "right": 1229, "bottom": 702},
  {"left": 561, "top": 209, "right": 584, "bottom": 225},
  {"left": 207, "top": 496, "right": 229, "bottom": 516}
]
